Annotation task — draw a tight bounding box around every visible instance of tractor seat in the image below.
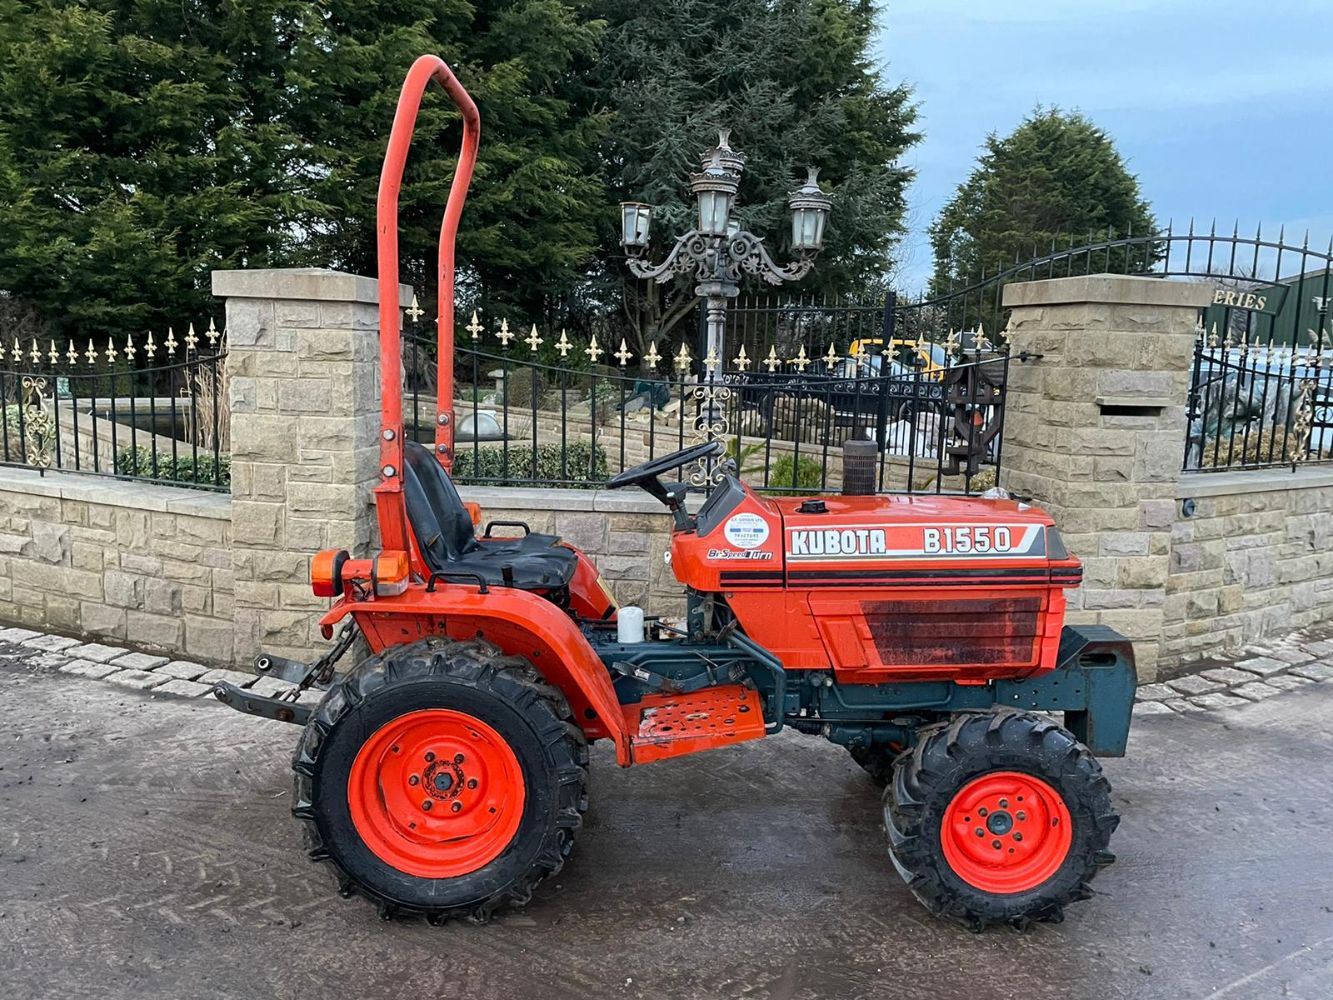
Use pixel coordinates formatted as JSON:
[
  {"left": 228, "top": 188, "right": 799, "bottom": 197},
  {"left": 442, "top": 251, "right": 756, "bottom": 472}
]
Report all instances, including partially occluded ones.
[{"left": 402, "top": 441, "right": 578, "bottom": 590}]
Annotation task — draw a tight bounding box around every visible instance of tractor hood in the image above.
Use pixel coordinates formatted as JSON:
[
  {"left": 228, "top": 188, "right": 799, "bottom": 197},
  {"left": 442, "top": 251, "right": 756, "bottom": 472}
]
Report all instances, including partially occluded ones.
[
  {"left": 772, "top": 493, "right": 1058, "bottom": 572},
  {"left": 679, "top": 483, "right": 1079, "bottom": 593},
  {"left": 674, "top": 480, "right": 1083, "bottom": 682}
]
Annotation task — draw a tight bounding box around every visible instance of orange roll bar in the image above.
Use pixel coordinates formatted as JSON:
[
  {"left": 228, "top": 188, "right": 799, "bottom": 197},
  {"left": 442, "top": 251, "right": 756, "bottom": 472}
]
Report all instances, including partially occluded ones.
[{"left": 376, "top": 53, "right": 480, "bottom": 498}]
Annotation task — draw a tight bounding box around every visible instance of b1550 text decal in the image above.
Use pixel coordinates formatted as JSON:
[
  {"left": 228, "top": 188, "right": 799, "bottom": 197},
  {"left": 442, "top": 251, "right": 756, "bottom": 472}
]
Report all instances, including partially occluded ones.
[{"left": 787, "top": 524, "right": 1042, "bottom": 560}]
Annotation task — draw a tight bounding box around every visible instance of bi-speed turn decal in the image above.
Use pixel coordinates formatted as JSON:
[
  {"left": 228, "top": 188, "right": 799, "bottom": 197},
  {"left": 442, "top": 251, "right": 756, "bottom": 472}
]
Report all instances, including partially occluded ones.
[{"left": 786, "top": 523, "right": 1044, "bottom": 561}]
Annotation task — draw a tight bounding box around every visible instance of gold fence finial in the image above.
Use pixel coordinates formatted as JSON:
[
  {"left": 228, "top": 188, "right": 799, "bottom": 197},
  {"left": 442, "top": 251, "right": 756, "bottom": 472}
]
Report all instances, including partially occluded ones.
[
  {"left": 556, "top": 329, "right": 572, "bottom": 358},
  {"left": 525, "top": 324, "right": 544, "bottom": 352},
  {"left": 615, "top": 338, "right": 633, "bottom": 366},
  {"left": 206, "top": 317, "right": 221, "bottom": 348},
  {"left": 185, "top": 322, "right": 199, "bottom": 351},
  {"left": 764, "top": 346, "right": 780, "bottom": 372},
  {"left": 165, "top": 326, "right": 178, "bottom": 356},
  {"left": 823, "top": 342, "right": 839, "bottom": 370},
  {"left": 674, "top": 342, "right": 692, "bottom": 372},
  {"left": 585, "top": 334, "right": 604, "bottom": 364},
  {"left": 497, "top": 318, "right": 514, "bottom": 347},
  {"left": 643, "top": 341, "right": 661, "bottom": 370},
  {"left": 467, "top": 310, "right": 483, "bottom": 341},
  {"left": 124, "top": 334, "right": 136, "bottom": 362}
]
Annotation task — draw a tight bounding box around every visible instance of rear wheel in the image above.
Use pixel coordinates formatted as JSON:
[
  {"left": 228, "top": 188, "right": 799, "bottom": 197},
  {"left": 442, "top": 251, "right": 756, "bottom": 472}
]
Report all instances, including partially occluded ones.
[
  {"left": 884, "top": 711, "right": 1117, "bottom": 930},
  {"left": 292, "top": 638, "right": 588, "bottom": 922}
]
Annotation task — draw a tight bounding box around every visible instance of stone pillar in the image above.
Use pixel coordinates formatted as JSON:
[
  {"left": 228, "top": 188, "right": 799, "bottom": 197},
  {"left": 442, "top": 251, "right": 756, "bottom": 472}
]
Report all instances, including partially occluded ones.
[
  {"left": 1000, "top": 274, "right": 1213, "bottom": 681},
  {"left": 213, "top": 268, "right": 411, "bottom": 664}
]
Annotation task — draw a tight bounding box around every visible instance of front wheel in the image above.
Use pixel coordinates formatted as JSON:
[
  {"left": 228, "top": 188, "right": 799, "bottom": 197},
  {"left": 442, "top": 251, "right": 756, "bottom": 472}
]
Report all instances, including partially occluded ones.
[
  {"left": 884, "top": 711, "right": 1117, "bottom": 930},
  {"left": 292, "top": 638, "right": 588, "bottom": 922}
]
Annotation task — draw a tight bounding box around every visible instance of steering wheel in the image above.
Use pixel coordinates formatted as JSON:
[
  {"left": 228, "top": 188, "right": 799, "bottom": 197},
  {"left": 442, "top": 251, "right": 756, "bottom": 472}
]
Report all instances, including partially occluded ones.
[{"left": 606, "top": 440, "right": 724, "bottom": 491}]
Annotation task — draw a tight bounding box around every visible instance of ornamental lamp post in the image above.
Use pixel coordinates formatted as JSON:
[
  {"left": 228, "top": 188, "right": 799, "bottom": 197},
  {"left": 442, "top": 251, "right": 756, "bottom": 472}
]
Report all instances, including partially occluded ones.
[{"left": 618, "top": 129, "right": 831, "bottom": 370}]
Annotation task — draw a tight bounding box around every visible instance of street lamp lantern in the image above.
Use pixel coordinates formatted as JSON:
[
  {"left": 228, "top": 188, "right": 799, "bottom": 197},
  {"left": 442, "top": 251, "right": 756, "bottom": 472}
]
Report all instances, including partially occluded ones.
[
  {"left": 689, "top": 151, "right": 740, "bottom": 238},
  {"left": 619, "top": 129, "right": 830, "bottom": 485},
  {"left": 788, "top": 167, "right": 832, "bottom": 255},
  {"left": 699, "top": 128, "right": 747, "bottom": 176},
  {"left": 620, "top": 201, "right": 652, "bottom": 253}
]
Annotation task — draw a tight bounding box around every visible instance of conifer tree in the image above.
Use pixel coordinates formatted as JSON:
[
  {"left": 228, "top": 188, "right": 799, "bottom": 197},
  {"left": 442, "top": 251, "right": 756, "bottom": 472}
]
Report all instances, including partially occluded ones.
[{"left": 930, "top": 108, "right": 1156, "bottom": 296}]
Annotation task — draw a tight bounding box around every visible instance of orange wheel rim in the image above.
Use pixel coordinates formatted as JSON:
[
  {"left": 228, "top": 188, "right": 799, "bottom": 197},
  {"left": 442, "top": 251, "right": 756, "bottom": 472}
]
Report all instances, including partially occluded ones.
[
  {"left": 940, "top": 771, "right": 1073, "bottom": 894},
  {"left": 347, "top": 709, "right": 525, "bottom": 879}
]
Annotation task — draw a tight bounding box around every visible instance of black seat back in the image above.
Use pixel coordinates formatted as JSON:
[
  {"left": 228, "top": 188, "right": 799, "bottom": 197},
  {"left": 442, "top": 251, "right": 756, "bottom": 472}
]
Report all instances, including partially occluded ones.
[{"left": 403, "top": 441, "right": 477, "bottom": 565}]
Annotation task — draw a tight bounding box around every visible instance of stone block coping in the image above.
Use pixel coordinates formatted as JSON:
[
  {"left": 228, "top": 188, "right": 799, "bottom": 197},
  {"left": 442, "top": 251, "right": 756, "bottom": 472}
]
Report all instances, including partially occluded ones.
[
  {"left": 0, "top": 465, "right": 231, "bottom": 519},
  {"left": 1002, "top": 272, "right": 1215, "bottom": 309},
  {"left": 1176, "top": 464, "right": 1333, "bottom": 499},
  {"left": 212, "top": 267, "right": 413, "bottom": 307},
  {"left": 0, "top": 463, "right": 688, "bottom": 519},
  {"left": 460, "top": 484, "right": 698, "bottom": 516}
]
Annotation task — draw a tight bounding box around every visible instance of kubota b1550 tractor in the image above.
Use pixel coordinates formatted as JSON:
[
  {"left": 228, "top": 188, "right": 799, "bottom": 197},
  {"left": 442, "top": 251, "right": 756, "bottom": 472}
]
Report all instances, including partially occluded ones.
[{"left": 216, "top": 56, "right": 1136, "bottom": 931}]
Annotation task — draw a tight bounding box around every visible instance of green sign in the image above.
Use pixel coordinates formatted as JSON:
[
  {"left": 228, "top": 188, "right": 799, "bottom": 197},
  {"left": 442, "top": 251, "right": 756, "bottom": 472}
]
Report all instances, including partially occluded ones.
[{"left": 1206, "top": 283, "right": 1288, "bottom": 315}]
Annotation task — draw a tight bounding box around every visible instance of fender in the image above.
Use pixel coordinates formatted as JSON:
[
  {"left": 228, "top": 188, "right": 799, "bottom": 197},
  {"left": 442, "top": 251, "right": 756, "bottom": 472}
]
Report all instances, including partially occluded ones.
[{"left": 320, "top": 584, "right": 632, "bottom": 764}]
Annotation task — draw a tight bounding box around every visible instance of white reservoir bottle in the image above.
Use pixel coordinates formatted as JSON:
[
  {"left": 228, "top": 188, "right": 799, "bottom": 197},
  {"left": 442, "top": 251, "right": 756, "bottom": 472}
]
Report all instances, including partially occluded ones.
[{"left": 617, "top": 606, "right": 645, "bottom": 644}]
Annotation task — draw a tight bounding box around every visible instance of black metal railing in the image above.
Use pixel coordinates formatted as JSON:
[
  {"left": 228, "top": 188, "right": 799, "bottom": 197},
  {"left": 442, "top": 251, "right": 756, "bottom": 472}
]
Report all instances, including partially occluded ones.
[
  {"left": 404, "top": 309, "right": 1009, "bottom": 495},
  {"left": 1185, "top": 334, "right": 1332, "bottom": 471},
  {"left": 0, "top": 324, "right": 229, "bottom": 491}
]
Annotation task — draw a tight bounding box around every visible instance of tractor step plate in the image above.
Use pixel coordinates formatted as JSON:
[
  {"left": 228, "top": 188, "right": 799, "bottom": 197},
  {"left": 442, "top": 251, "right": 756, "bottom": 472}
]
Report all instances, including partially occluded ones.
[{"left": 625, "top": 684, "right": 766, "bottom": 764}]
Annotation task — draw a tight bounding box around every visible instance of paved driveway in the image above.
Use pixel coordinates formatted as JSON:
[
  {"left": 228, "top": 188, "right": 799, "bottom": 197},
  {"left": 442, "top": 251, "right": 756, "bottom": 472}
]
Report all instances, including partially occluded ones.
[{"left": 2, "top": 650, "right": 1331, "bottom": 1000}]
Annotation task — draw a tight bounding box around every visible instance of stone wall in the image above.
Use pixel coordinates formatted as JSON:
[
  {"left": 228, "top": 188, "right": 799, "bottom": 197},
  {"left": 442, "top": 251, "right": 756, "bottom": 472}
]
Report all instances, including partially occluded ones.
[
  {"left": 214, "top": 269, "right": 408, "bottom": 665},
  {"left": 1001, "top": 274, "right": 1333, "bottom": 681},
  {"left": 0, "top": 466, "right": 681, "bottom": 663},
  {"left": 461, "top": 487, "right": 684, "bottom": 616},
  {"left": 3, "top": 267, "right": 1330, "bottom": 678},
  {"left": 0, "top": 468, "right": 233, "bottom": 662},
  {"left": 1162, "top": 467, "right": 1333, "bottom": 670}
]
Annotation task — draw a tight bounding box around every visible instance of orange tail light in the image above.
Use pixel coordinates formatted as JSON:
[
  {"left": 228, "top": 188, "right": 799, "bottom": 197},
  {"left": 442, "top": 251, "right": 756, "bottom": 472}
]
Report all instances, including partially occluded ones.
[
  {"left": 312, "top": 549, "right": 350, "bottom": 598},
  {"left": 373, "top": 550, "right": 411, "bottom": 597}
]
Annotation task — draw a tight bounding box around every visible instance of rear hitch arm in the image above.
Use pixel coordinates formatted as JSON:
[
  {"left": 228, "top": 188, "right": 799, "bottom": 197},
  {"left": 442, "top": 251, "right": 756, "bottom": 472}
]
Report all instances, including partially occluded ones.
[
  {"left": 213, "top": 620, "right": 360, "bottom": 727},
  {"left": 213, "top": 682, "right": 312, "bottom": 726}
]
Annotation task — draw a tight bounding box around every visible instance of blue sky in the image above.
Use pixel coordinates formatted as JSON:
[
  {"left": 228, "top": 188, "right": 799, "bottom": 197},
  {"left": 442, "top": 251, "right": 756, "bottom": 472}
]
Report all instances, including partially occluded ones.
[{"left": 876, "top": 0, "right": 1333, "bottom": 290}]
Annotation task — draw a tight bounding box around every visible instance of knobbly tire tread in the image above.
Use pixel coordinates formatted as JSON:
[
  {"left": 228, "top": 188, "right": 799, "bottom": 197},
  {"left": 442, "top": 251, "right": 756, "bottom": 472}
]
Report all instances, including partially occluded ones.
[
  {"left": 291, "top": 637, "right": 589, "bottom": 924},
  {"left": 883, "top": 710, "right": 1117, "bottom": 931}
]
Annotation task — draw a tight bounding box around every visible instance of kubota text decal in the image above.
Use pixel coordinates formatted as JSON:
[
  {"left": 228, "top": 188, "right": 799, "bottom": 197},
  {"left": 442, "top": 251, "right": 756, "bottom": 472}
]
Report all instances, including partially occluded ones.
[{"left": 786, "top": 524, "right": 1043, "bottom": 561}]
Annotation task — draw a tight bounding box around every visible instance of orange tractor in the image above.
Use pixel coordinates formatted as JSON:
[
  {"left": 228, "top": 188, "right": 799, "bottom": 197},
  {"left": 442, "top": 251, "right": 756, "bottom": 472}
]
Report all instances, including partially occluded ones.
[{"left": 217, "top": 56, "right": 1135, "bottom": 930}]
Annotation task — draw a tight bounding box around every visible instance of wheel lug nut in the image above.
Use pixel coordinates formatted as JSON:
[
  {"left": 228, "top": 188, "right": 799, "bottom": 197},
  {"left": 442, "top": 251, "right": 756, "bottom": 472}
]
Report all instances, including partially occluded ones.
[
  {"left": 999, "top": 799, "right": 1008, "bottom": 809},
  {"left": 1013, "top": 832, "right": 1023, "bottom": 842},
  {"left": 978, "top": 807, "right": 988, "bottom": 817},
  {"left": 451, "top": 801, "right": 462, "bottom": 813},
  {"left": 974, "top": 828, "right": 984, "bottom": 837},
  {"left": 422, "top": 800, "right": 432, "bottom": 811},
  {"left": 1016, "top": 811, "right": 1026, "bottom": 821},
  {"left": 992, "top": 839, "right": 1002, "bottom": 849},
  {"left": 454, "top": 753, "right": 465, "bottom": 764},
  {"left": 425, "top": 751, "right": 435, "bottom": 762},
  {"left": 467, "top": 778, "right": 478, "bottom": 789},
  {"left": 408, "top": 775, "right": 419, "bottom": 786}
]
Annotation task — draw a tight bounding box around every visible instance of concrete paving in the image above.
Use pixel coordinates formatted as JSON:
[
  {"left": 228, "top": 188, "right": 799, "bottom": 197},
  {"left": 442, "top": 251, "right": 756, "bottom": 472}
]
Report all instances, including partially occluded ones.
[{"left": 2, "top": 649, "right": 1332, "bottom": 1000}]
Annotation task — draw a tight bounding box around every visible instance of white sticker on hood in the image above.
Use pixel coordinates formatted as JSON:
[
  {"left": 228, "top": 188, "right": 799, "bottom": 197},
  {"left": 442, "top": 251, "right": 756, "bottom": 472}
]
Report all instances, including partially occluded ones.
[{"left": 723, "top": 512, "right": 770, "bottom": 549}]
